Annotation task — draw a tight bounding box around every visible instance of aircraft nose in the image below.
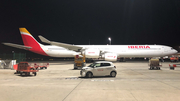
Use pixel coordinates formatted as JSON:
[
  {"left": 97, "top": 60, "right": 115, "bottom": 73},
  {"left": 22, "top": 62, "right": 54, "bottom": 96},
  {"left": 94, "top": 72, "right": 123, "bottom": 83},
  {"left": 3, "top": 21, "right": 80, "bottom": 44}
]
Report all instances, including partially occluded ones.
[{"left": 174, "top": 49, "right": 178, "bottom": 54}]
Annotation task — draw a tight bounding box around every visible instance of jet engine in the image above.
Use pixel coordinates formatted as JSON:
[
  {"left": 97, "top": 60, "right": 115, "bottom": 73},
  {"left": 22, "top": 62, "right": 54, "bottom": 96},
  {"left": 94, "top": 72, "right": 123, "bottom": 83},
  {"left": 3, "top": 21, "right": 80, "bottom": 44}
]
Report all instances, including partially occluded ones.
[
  {"left": 84, "top": 49, "right": 100, "bottom": 58},
  {"left": 103, "top": 53, "right": 117, "bottom": 61}
]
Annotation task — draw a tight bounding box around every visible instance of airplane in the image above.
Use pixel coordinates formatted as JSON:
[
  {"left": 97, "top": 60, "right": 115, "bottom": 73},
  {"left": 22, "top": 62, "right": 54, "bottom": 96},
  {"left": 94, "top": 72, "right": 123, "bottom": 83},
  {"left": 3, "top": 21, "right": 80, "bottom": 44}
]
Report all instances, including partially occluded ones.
[{"left": 3, "top": 28, "right": 178, "bottom": 61}]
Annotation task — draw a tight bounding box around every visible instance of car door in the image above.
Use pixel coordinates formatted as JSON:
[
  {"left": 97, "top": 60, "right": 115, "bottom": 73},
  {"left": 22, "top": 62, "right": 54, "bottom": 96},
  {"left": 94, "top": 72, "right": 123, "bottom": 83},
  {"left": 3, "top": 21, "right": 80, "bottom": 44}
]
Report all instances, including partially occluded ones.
[
  {"left": 92, "top": 63, "right": 106, "bottom": 76},
  {"left": 101, "top": 63, "right": 112, "bottom": 75}
]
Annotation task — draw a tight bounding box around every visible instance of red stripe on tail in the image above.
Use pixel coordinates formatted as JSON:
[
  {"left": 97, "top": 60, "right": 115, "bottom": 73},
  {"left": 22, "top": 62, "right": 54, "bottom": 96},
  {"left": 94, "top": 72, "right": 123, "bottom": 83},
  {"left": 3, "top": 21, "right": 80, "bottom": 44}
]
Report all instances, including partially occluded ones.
[{"left": 20, "top": 28, "right": 48, "bottom": 56}]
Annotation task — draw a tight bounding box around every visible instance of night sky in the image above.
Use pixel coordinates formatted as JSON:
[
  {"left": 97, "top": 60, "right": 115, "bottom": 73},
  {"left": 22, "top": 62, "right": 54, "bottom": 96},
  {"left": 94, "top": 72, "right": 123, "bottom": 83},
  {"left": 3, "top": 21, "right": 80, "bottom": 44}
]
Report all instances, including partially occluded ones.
[{"left": 1, "top": 0, "right": 180, "bottom": 55}]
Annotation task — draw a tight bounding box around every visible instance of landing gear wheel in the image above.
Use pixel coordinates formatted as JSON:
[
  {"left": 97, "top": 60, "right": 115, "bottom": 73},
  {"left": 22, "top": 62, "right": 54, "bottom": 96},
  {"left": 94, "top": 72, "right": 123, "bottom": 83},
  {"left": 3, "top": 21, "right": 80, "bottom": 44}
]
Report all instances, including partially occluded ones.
[
  {"left": 110, "top": 71, "right": 116, "bottom": 77},
  {"left": 86, "top": 72, "right": 93, "bottom": 78}
]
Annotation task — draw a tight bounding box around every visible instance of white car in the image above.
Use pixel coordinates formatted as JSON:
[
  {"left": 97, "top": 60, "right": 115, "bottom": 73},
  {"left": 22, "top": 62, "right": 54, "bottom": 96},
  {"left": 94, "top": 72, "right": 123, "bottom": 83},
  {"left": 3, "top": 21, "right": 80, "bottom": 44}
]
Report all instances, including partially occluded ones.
[{"left": 80, "top": 61, "right": 117, "bottom": 78}]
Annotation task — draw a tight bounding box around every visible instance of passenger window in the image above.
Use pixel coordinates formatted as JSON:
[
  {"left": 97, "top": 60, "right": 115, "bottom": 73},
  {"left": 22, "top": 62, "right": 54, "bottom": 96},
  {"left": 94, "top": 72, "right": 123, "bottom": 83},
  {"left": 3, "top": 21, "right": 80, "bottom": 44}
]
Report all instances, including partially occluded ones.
[
  {"left": 105, "top": 63, "right": 110, "bottom": 66},
  {"left": 101, "top": 63, "right": 111, "bottom": 66},
  {"left": 94, "top": 63, "right": 101, "bottom": 67}
]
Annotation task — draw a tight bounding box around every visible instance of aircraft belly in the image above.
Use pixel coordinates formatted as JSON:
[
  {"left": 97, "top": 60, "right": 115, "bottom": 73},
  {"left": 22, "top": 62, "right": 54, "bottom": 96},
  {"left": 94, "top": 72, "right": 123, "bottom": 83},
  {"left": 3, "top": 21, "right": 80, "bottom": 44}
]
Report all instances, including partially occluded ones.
[
  {"left": 45, "top": 51, "right": 76, "bottom": 57},
  {"left": 118, "top": 50, "right": 163, "bottom": 57}
]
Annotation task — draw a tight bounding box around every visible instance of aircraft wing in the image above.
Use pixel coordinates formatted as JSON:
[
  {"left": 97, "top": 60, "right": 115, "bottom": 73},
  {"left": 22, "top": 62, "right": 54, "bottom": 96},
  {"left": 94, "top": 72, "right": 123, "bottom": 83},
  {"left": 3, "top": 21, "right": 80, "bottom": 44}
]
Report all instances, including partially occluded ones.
[
  {"left": 3, "top": 43, "right": 32, "bottom": 50},
  {"left": 38, "top": 35, "right": 82, "bottom": 51}
]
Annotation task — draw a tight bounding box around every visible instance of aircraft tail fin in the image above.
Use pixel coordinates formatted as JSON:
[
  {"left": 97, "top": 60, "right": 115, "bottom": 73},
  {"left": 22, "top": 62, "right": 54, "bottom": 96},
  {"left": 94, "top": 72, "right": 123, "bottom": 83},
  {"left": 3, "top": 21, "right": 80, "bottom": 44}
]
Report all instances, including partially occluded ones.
[
  {"left": 19, "top": 28, "right": 48, "bottom": 56},
  {"left": 19, "top": 28, "right": 40, "bottom": 47}
]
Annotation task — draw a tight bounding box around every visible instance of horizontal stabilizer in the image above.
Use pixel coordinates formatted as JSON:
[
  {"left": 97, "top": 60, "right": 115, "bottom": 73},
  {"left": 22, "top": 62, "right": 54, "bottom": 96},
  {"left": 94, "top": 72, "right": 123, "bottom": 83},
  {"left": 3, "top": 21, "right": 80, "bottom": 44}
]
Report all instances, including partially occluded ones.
[
  {"left": 3, "top": 43, "right": 32, "bottom": 50},
  {"left": 38, "top": 35, "right": 82, "bottom": 51}
]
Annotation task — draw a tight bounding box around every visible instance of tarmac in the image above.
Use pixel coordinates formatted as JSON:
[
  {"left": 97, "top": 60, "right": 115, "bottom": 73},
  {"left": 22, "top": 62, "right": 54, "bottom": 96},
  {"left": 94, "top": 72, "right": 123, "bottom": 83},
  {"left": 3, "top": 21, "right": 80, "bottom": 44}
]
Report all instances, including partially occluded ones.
[{"left": 0, "top": 61, "right": 180, "bottom": 101}]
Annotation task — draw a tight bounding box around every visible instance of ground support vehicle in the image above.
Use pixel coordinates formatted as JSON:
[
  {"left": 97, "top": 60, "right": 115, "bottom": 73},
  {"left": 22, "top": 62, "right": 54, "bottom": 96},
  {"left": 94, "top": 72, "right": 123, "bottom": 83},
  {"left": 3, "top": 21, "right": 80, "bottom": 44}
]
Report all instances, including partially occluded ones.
[
  {"left": 80, "top": 61, "right": 117, "bottom": 78},
  {"left": 169, "top": 64, "right": 180, "bottom": 70},
  {"left": 32, "top": 63, "right": 49, "bottom": 70},
  {"left": 148, "top": 59, "right": 162, "bottom": 70},
  {"left": 170, "top": 57, "right": 179, "bottom": 62},
  {"left": 74, "top": 55, "right": 86, "bottom": 69},
  {"left": 15, "top": 62, "right": 39, "bottom": 76}
]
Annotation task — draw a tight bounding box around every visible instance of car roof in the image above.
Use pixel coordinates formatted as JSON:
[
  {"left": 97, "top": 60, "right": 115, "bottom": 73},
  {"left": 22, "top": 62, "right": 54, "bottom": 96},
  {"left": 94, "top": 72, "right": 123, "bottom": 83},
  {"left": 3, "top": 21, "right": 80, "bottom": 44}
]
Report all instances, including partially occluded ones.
[{"left": 94, "top": 61, "right": 113, "bottom": 64}]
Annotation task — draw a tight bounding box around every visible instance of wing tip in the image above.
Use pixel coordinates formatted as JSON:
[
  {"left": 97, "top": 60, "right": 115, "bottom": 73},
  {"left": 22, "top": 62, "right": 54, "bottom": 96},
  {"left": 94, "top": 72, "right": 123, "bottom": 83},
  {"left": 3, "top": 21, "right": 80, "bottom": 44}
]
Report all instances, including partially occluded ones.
[{"left": 38, "top": 35, "right": 50, "bottom": 43}]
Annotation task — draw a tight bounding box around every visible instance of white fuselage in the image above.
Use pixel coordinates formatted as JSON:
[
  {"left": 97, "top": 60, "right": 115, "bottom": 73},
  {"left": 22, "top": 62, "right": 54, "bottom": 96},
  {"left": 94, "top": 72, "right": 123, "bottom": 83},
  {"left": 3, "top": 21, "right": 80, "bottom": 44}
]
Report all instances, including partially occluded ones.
[
  {"left": 41, "top": 45, "right": 177, "bottom": 58},
  {"left": 4, "top": 28, "right": 177, "bottom": 59}
]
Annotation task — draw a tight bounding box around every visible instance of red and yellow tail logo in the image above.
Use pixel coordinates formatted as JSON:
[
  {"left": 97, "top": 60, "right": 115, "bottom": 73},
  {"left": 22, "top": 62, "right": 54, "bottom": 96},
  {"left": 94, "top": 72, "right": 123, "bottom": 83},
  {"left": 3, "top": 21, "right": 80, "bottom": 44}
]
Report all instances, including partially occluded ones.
[
  {"left": 19, "top": 28, "right": 48, "bottom": 56},
  {"left": 19, "top": 28, "right": 32, "bottom": 35}
]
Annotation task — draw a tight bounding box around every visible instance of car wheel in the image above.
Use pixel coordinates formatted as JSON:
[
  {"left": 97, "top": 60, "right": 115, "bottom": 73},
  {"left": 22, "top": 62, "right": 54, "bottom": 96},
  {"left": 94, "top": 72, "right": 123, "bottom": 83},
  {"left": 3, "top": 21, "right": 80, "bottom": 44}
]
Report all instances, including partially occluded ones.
[
  {"left": 86, "top": 72, "right": 93, "bottom": 78},
  {"left": 34, "top": 72, "right": 37, "bottom": 76},
  {"left": 170, "top": 67, "right": 174, "bottom": 70},
  {"left": 110, "top": 71, "right": 116, "bottom": 77}
]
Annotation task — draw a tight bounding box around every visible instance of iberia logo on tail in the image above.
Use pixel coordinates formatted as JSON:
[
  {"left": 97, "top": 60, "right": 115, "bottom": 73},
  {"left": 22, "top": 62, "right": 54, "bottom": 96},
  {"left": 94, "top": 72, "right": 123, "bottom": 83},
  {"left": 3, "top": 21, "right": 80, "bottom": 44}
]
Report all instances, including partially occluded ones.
[
  {"left": 19, "top": 28, "right": 32, "bottom": 35},
  {"left": 20, "top": 28, "right": 48, "bottom": 56}
]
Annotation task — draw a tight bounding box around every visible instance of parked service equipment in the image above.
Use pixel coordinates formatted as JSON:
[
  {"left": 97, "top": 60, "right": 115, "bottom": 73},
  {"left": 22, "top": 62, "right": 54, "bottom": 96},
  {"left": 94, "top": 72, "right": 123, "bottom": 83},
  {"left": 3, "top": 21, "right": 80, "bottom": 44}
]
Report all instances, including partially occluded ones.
[
  {"left": 15, "top": 62, "right": 39, "bottom": 76},
  {"left": 169, "top": 64, "right": 180, "bottom": 70},
  {"left": 170, "top": 57, "right": 179, "bottom": 62},
  {"left": 74, "top": 55, "right": 86, "bottom": 69},
  {"left": 30, "top": 63, "right": 49, "bottom": 70},
  {"left": 0, "top": 60, "right": 16, "bottom": 69},
  {"left": 148, "top": 58, "right": 162, "bottom": 70},
  {"left": 0, "top": 60, "right": 6, "bottom": 69},
  {"left": 9, "top": 60, "right": 16, "bottom": 70}
]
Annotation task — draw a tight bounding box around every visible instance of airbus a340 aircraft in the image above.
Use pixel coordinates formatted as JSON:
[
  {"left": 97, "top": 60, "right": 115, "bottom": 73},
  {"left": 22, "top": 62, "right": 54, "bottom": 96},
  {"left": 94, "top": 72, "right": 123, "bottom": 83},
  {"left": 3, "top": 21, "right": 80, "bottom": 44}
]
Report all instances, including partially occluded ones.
[{"left": 3, "top": 28, "right": 177, "bottom": 61}]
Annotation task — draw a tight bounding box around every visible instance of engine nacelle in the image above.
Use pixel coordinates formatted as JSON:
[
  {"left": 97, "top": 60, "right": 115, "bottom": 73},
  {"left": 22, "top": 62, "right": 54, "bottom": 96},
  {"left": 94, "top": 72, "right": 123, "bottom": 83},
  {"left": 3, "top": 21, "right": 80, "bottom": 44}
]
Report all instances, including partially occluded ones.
[
  {"left": 85, "top": 49, "right": 100, "bottom": 58},
  {"left": 104, "top": 53, "right": 117, "bottom": 61}
]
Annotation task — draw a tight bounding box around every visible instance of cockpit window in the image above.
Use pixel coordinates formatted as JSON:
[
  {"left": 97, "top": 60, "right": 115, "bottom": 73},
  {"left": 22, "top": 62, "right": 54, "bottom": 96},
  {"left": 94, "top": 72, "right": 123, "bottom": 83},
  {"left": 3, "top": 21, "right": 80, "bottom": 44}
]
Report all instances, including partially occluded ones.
[{"left": 171, "top": 48, "right": 173, "bottom": 50}]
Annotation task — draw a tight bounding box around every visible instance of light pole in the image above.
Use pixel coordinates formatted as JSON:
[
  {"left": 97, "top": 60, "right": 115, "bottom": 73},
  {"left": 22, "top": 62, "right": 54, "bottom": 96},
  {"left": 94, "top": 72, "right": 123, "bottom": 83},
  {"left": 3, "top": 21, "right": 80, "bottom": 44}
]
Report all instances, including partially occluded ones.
[{"left": 108, "top": 37, "right": 111, "bottom": 45}]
